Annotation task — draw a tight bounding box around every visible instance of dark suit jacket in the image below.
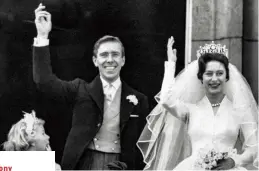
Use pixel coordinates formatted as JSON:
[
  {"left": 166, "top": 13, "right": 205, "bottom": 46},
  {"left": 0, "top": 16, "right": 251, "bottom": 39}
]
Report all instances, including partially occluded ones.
[{"left": 33, "top": 46, "right": 149, "bottom": 170}]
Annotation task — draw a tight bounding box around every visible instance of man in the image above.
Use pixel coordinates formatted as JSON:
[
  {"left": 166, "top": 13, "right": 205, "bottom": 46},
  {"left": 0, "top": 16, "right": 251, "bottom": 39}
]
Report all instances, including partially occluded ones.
[{"left": 33, "top": 3, "right": 149, "bottom": 170}]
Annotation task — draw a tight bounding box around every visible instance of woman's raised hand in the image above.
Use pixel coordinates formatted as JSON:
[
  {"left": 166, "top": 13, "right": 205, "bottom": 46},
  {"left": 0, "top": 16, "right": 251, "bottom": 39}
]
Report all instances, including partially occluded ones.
[
  {"left": 34, "top": 3, "right": 52, "bottom": 39},
  {"left": 167, "top": 36, "right": 177, "bottom": 62}
]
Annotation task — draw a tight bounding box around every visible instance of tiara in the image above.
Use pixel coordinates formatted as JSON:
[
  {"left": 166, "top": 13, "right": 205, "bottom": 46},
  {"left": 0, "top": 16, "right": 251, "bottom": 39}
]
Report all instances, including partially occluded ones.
[{"left": 196, "top": 41, "right": 228, "bottom": 58}]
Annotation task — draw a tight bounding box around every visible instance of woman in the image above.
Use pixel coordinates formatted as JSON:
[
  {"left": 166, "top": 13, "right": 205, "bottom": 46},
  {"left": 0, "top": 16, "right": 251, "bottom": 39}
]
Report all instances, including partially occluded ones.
[{"left": 137, "top": 37, "right": 258, "bottom": 170}]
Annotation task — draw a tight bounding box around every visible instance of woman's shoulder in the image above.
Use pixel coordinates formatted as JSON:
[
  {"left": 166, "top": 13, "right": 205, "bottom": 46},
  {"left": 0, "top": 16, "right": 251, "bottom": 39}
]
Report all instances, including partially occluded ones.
[
  {"left": 183, "top": 101, "right": 200, "bottom": 111},
  {"left": 175, "top": 101, "right": 197, "bottom": 120}
]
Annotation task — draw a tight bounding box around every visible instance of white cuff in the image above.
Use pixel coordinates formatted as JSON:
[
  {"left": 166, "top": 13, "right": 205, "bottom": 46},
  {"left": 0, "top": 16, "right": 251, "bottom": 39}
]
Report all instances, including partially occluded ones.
[
  {"left": 165, "top": 61, "right": 176, "bottom": 67},
  {"left": 33, "top": 37, "right": 49, "bottom": 47}
]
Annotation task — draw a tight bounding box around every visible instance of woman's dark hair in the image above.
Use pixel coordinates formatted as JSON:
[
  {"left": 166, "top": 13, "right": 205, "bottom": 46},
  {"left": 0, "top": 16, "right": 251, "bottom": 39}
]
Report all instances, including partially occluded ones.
[{"left": 197, "top": 53, "right": 229, "bottom": 81}]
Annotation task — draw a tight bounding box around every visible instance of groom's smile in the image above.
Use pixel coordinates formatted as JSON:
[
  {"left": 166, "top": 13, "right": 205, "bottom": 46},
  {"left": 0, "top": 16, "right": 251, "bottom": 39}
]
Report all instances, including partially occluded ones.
[
  {"left": 104, "top": 65, "right": 117, "bottom": 71},
  {"left": 93, "top": 41, "right": 125, "bottom": 83}
]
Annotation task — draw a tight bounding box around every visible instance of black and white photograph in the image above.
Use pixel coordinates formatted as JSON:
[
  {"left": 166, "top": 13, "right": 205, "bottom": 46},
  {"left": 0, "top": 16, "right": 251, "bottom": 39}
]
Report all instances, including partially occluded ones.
[{"left": 0, "top": 0, "right": 258, "bottom": 170}]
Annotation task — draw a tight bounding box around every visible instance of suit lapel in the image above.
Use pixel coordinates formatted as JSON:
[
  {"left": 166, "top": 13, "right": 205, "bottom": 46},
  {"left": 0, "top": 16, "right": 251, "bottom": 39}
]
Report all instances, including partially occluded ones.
[
  {"left": 87, "top": 75, "right": 104, "bottom": 115},
  {"left": 120, "top": 81, "right": 134, "bottom": 132}
]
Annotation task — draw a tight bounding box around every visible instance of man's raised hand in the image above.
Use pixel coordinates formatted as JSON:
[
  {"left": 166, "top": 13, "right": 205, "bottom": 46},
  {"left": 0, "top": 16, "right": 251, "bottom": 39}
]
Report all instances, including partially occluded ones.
[{"left": 34, "top": 3, "right": 52, "bottom": 39}]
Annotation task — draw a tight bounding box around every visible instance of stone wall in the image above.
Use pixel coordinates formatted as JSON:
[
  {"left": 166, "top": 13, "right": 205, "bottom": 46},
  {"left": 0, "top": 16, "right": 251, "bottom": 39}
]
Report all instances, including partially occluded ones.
[{"left": 243, "top": 0, "right": 258, "bottom": 102}]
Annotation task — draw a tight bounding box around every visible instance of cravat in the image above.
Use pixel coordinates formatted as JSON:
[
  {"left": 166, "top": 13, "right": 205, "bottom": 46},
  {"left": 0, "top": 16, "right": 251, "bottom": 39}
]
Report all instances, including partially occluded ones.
[{"left": 105, "top": 84, "right": 113, "bottom": 106}]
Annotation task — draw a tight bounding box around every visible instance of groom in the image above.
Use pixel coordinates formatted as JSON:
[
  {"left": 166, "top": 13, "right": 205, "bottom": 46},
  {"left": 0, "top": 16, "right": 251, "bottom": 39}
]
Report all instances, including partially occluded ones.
[{"left": 32, "top": 4, "right": 149, "bottom": 170}]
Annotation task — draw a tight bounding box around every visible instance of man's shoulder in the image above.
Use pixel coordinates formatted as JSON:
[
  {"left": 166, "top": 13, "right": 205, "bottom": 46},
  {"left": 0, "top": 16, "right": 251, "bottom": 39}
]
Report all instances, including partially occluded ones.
[
  {"left": 72, "top": 78, "right": 90, "bottom": 89},
  {"left": 131, "top": 88, "right": 147, "bottom": 99},
  {"left": 122, "top": 81, "right": 147, "bottom": 100},
  {"left": 72, "top": 78, "right": 88, "bottom": 84}
]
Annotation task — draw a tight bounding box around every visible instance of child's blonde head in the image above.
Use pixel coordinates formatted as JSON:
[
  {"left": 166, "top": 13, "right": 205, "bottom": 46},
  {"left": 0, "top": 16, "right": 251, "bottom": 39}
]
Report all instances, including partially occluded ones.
[{"left": 3, "top": 110, "right": 45, "bottom": 151}]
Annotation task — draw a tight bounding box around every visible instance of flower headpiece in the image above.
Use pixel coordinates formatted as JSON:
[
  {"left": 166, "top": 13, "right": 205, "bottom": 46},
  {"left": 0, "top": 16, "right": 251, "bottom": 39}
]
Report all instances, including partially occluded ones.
[
  {"left": 196, "top": 41, "right": 228, "bottom": 59},
  {"left": 22, "top": 110, "right": 39, "bottom": 135}
]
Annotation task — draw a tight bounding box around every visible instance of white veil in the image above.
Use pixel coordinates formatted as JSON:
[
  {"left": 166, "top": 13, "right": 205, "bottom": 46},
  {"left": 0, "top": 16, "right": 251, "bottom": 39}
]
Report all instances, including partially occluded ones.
[{"left": 137, "top": 60, "right": 258, "bottom": 170}]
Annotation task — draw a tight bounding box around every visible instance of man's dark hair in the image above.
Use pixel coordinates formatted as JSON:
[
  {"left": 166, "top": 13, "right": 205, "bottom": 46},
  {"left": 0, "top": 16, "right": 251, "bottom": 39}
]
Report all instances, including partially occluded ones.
[{"left": 93, "top": 35, "right": 125, "bottom": 57}]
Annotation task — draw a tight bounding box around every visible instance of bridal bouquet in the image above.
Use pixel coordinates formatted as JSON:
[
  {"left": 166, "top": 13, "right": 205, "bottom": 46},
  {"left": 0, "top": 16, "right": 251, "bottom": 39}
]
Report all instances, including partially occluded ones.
[{"left": 194, "top": 147, "right": 237, "bottom": 170}]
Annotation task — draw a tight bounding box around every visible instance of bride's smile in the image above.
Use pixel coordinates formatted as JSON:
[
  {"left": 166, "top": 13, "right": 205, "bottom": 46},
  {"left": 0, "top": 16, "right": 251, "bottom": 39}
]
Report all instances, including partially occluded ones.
[{"left": 202, "top": 61, "right": 227, "bottom": 96}]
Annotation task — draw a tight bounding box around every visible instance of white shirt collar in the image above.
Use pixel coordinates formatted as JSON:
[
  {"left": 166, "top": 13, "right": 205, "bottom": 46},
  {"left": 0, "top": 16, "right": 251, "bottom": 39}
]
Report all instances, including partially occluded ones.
[{"left": 100, "top": 76, "right": 121, "bottom": 91}]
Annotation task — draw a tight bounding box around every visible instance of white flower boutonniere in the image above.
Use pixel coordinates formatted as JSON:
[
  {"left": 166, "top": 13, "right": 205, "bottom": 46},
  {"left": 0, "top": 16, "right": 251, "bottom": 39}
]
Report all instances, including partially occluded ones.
[{"left": 126, "top": 95, "right": 138, "bottom": 105}]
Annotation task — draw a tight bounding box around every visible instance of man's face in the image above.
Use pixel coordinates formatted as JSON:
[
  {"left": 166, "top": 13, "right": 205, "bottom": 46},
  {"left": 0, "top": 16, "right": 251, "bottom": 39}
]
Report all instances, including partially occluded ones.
[{"left": 93, "top": 41, "right": 125, "bottom": 83}]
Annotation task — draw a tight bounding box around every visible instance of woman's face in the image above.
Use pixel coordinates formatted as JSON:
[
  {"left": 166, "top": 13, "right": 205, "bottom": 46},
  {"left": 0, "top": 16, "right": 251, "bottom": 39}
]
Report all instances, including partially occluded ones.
[
  {"left": 202, "top": 61, "right": 227, "bottom": 96},
  {"left": 32, "top": 125, "right": 50, "bottom": 151}
]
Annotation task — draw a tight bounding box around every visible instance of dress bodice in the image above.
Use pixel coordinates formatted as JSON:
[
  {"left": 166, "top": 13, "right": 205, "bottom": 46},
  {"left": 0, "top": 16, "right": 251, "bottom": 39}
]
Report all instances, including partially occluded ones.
[{"left": 188, "top": 96, "right": 242, "bottom": 154}]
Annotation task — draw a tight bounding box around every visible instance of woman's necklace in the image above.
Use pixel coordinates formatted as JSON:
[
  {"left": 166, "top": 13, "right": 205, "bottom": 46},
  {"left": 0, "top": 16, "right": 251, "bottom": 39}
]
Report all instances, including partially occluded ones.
[{"left": 211, "top": 103, "right": 221, "bottom": 107}]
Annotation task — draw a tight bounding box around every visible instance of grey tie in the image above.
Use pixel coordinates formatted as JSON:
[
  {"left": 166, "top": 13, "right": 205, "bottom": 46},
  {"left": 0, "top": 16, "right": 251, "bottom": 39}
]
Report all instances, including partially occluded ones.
[{"left": 106, "top": 84, "right": 113, "bottom": 106}]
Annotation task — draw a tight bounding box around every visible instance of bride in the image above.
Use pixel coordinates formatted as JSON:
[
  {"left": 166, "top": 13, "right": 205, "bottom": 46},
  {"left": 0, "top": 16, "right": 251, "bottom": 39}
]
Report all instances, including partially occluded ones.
[{"left": 137, "top": 37, "right": 258, "bottom": 170}]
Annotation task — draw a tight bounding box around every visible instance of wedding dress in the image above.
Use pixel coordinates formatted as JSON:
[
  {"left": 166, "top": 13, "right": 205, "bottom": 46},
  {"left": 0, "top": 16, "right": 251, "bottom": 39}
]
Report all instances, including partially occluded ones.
[
  {"left": 171, "top": 95, "right": 252, "bottom": 170},
  {"left": 137, "top": 61, "right": 258, "bottom": 170}
]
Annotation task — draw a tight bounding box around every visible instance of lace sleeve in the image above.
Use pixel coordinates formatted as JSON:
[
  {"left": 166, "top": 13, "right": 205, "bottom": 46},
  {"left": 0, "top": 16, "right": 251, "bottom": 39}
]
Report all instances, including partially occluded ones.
[
  {"left": 224, "top": 64, "right": 258, "bottom": 168},
  {"left": 137, "top": 60, "right": 204, "bottom": 170},
  {"left": 159, "top": 61, "right": 188, "bottom": 122},
  {"left": 232, "top": 109, "right": 258, "bottom": 168}
]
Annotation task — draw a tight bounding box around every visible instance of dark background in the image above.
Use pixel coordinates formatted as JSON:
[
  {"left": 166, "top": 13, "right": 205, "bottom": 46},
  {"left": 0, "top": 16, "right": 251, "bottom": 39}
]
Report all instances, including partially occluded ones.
[{"left": 0, "top": 0, "right": 186, "bottom": 163}]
